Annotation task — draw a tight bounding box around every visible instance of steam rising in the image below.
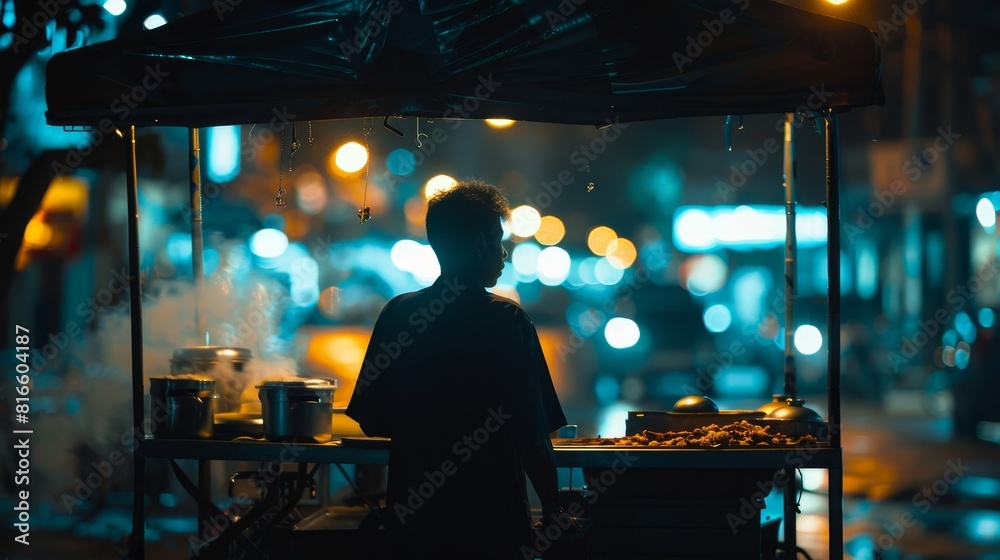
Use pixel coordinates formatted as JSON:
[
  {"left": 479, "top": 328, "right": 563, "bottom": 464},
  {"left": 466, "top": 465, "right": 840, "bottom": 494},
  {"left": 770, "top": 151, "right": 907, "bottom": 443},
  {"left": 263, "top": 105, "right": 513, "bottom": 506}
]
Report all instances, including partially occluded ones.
[{"left": 24, "top": 275, "right": 299, "bottom": 504}]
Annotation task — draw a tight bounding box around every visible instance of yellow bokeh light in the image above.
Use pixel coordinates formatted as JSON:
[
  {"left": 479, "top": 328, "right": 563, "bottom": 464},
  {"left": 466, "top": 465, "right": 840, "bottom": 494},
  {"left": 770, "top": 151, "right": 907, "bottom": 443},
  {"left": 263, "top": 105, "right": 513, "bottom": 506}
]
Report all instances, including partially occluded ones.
[
  {"left": 587, "top": 226, "right": 617, "bottom": 256},
  {"left": 23, "top": 218, "right": 53, "bottom": 249},
  {"left": 303, "top": 328, "right": 371, "bottom": 407},
  {"left": 510, "top": 205, "right": 542, "bottom": 237},
  {"left": 534, "top": 215, "right": 566, "bottom": 246},
  {"left": 424, "top": 174, "right": 458, "bottom": 199},
  {"left": 333, "top": 141, "right": 368, "bottom": 173},
  {"left": 485, "top": 119, "right": 515, "bottom": 129},
  {"left": 826, "top": 0, "right": 849, "bottom": 4},
  {"left": 606, "top": 238, "right": 637, "bottom": 269}
]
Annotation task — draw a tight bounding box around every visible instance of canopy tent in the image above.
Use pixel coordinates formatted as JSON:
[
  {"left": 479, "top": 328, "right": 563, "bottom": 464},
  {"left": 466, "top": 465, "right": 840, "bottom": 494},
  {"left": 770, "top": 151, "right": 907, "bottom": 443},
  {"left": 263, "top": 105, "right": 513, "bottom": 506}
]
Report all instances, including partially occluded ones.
[
  {"left": 45, "top": 0, "right": 883, "bottom": 127},
  {"left": 41, "top": 2, "right": 884, "bottom": 558}
]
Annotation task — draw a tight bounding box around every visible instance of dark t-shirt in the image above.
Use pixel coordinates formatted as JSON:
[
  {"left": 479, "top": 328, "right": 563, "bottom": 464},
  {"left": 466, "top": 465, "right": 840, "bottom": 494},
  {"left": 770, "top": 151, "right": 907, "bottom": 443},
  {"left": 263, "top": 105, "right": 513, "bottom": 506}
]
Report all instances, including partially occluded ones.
[{"left": 346, "top": 275, "right": 566, "bottom": 557}]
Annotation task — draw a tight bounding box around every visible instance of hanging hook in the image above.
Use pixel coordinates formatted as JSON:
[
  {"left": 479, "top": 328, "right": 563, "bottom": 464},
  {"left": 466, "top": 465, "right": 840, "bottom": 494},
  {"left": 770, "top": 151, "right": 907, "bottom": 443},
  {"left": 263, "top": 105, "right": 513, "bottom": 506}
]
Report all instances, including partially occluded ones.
[
  {"left": 416, "top": 118, "right": 428, "bottom": 148},
  {"left": 383, "top": 116, "right": 404, "bottom": 137}
]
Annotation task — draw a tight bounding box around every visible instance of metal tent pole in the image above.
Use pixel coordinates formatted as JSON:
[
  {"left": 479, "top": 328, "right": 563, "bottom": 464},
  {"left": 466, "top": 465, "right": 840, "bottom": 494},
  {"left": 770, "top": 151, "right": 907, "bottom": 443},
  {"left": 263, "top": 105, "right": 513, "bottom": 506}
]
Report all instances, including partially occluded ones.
[
  {"left": 126, "top": 125, "right": 146, "bottom": 559},
  {"left": 825, "top": 110, "right": 844, "bottom": 558},
  {"left": 782, "top": 112, "right": 798, "bottom": 555},
  {"left": 190, "top": 128, "right": 207, "bottom": 344}
]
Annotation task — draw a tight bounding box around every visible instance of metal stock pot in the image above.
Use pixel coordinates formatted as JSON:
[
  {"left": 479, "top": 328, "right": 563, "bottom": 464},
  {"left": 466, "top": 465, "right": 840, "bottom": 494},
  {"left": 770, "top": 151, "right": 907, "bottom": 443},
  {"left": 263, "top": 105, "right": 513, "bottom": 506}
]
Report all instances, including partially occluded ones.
[
  {"left": 149, "top": 375, "right": 216, "bottom": 439},
  {"left": 170, "top": 346, "right": 253, "bottom": 412},
  {"left": 257, "top": 378, "right": 337, "bottom": 443}
]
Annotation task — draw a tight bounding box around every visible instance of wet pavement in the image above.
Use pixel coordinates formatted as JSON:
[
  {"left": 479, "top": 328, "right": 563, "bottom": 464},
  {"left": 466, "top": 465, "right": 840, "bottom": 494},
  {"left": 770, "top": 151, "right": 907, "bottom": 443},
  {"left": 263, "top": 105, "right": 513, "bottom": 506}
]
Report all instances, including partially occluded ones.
[{"left": 792, "top": 394, "right": 1000, "bottom": 560}]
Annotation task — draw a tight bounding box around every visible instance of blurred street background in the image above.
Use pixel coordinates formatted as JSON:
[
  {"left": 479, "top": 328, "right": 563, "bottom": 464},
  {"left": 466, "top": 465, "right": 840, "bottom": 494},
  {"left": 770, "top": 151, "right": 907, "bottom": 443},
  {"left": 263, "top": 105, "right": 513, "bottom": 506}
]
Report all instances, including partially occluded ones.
[{"left": 3, "top": 0, "right": 1000, "bottom": 559}]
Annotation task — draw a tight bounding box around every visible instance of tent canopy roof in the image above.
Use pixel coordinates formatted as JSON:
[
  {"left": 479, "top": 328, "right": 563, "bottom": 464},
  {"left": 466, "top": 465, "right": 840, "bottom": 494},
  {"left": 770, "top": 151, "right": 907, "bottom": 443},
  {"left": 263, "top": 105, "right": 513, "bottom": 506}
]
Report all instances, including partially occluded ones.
[{"left": 45, "top": 0, "right": 883, "bottom": 128}]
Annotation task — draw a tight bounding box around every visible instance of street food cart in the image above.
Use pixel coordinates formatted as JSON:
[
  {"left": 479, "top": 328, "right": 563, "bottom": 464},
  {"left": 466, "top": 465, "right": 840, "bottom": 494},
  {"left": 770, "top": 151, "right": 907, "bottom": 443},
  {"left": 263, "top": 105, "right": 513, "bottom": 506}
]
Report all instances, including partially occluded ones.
[{"left": 44, "top": 0, "right": 884, "bottom": 557}]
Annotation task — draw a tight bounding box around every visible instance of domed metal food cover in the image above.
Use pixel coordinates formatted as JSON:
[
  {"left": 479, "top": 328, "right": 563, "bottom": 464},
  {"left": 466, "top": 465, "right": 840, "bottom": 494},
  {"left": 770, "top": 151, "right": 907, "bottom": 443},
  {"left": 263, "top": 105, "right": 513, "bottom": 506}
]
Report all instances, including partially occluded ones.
[
  {"left": 672, "top": 395, "right": 720, "bottom": 413},
  {"left": 758, "top": 394, "right": 792, "bottom": 415},
  {"left": 766, "top": 398, "right": 822, "bottom": 421}
]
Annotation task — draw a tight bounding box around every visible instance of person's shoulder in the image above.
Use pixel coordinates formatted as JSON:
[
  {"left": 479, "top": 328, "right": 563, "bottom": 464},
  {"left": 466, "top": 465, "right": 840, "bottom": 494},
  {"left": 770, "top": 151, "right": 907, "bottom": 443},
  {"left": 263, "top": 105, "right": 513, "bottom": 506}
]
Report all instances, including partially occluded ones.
[{"left": 483, "top": 291, "right": 534, "bottom": 326}]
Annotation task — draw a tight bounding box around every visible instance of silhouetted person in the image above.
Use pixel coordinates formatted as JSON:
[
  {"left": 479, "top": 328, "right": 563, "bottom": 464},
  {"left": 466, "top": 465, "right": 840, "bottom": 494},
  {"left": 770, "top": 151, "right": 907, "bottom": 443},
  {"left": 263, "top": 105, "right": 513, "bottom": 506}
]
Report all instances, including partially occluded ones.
[{"left": 346, "top": 180, "right": 567, "bottom": 559}]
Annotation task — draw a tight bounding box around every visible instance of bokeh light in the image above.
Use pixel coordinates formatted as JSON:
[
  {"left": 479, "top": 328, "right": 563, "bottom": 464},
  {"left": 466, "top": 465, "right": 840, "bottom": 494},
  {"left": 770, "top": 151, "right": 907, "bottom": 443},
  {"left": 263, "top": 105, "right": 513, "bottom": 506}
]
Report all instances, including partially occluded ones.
[
  {"left": 980, "top": 308, "right": 995, "bottom": 328},
  {"left": 703, "top": 304, "right": 733, "bottom": 333},
  {"left": 605, "top": 318, "right": 640, "bottom": 349},
  {"left": 594, "top": 257, "right": 625, "bottom": 285},
  {"left": 794, "top": 325, "right": 823, "bottom": 355},
  {"left": 534, "top": 215, "right": 566, "bottom": 246},
  {"left": 510, "top": 205, "right": 542, "bottom": 237},
  {"left": 512, "top": 242, "right": 542, "bottom": 276},
  {"left": 143, "top": 13, "right": 167, "bottom": 29},
  {"left": 537, "top": 246, "right": 571, "bottom": 285},
  {"left": 294, "top": 171, "right": 328, "bottom": 215},
  {"left": 391, "top": 239, "right": 440, "bottom": 280},
  {"left": 587, "top": 226, "right": 617, "bottom": 256},
  {"left": 977, "top": 197, "right": 997, "bottom": 229},
  {"left": 485, "top": 119, "right": 515, "bottom": 129},
  {"left": 103, "top": 0, "right": 126, "bottom": 16},
  {"left": 680, "top": 254, "right": 728, "bottom": 296},
  {"left": 249, "top": 229, "right": 289, "bottom": 259},
  {"left": 606, "top": 238, "right": 637, "bottom": 269},
  {"left": 387, "top": 148, "right": 417, "bottom": 176},
  {"left": 334, "top": 141, "right": 368, "bottom": 173},
  {"left": 424, "top": 174, "right": 458, "bottom": 199}
]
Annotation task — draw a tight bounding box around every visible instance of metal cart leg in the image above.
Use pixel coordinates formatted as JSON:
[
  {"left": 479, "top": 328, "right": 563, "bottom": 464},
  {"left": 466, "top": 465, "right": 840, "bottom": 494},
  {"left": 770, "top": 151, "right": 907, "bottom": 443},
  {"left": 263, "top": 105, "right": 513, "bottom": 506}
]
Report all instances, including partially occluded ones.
[
  {"left": 830, "top": 463, "right": 844, "bottom": 559},
  {"left": 783, "top": 468, "right": 797, "bottom": 556},
  {"left": 126, "top": 124, "right": 146, "bottom": 560}
]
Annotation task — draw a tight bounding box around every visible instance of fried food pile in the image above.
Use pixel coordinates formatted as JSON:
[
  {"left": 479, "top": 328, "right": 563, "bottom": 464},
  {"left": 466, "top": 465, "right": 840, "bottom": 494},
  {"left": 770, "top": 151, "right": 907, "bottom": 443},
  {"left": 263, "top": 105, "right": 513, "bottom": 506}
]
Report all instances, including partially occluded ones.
[{"left": 611, "top": 420, "right": 818, "bottom": 448}]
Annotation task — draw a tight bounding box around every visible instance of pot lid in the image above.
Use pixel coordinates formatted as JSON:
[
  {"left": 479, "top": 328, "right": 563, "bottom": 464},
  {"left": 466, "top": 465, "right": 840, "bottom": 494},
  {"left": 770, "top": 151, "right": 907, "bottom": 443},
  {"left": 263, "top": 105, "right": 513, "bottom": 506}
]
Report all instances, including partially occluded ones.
[
  {"left": 765, "top": 398, "right": 823, "bottom": 421},
  {"left": 150, "top": 374, "right": 215, "bottom": 383},
  {"left": 256, "top": 377, "right": 337, "bottom": 389},
  {"left": 172, "top": 346, "right": 253, "bottom": 361}
]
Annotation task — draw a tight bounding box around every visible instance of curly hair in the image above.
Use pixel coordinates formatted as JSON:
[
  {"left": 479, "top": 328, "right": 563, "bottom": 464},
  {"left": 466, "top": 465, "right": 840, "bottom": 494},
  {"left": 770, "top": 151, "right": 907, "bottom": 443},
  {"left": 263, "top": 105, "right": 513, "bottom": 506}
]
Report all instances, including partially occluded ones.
[{"left": 425, "top": 180, "right": 510, "bottom": 258}]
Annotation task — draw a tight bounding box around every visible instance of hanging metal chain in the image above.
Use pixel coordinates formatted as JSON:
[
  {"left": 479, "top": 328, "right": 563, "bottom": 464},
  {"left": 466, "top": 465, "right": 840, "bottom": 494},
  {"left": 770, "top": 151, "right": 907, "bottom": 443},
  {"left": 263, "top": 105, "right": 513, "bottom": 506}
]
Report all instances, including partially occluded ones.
[
  {"left": 289, "top": 122, "right": 301, "bottom": 171},
  {"left": 357, "top": 117, "right": 374, "bottom": 224},
  {"left": 275, "top": 127, "right": 287, "bottom": 207},
  {"left": 307, "top": 121, "right": 315, "bottom": 146}
]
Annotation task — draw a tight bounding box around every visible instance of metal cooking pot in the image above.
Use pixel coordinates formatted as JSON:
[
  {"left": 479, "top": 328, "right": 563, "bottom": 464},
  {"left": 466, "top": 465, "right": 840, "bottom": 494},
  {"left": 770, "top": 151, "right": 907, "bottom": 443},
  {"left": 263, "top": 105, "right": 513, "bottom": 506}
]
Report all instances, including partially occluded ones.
[
  {"left": 257, "top": 377, "right": 337, "bottom": 443},
  {"left": 149, "top": 375, "right": 216, "bottom": 439},
  {"left": 171, "top": 346, "right": 253, "bottom": 412}
]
